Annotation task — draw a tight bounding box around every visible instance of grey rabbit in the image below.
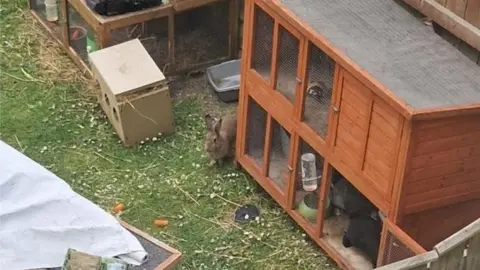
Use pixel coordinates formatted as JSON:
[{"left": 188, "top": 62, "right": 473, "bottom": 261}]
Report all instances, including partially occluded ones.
[{"left": 204, "top": 113, "right": 237, "bottom": 166}]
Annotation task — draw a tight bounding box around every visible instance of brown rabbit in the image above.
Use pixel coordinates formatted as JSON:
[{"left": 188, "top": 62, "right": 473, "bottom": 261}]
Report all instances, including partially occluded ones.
[{"left": 204, "top": 113, "right": 237, "bottom": 166}]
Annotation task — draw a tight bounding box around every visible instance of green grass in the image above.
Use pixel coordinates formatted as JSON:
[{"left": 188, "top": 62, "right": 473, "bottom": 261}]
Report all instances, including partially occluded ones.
[{"left": 0, "top": 2, "right": 337, "bottom": 269}]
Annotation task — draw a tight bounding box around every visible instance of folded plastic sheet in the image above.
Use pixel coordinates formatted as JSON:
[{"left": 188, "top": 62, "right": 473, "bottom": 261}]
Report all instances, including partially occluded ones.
[{"left": 0, "top": 140, "right": 147, "bottom": 270}]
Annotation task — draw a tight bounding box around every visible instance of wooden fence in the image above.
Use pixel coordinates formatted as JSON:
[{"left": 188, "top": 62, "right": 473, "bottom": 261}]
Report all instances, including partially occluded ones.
[
  {"left": 374, "top": 217, "right": 480, "bottom": 270},
  {"left": 402, "top": 0, "right": 480, "bottom": 52}
]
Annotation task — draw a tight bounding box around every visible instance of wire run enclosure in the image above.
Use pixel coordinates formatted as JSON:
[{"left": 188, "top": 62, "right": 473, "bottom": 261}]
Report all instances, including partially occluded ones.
[
  {"left": 28, "top": 0, "right": 240, "bottom": 77},
  {"left": 236, "top": 0, "right": 480, "bottom": 269}
]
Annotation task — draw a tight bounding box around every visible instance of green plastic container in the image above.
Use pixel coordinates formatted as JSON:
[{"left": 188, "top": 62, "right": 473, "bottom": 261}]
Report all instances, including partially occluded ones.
[
  {"left": 296, "top": 192, "right": 331, "bottom": 222},
  {"left": 86, "top": 34, "right": 98, "bottom": 53}
]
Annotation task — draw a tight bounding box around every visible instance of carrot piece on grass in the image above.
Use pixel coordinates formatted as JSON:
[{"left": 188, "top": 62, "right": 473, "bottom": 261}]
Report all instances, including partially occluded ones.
[
  {"left": 113, "top": 203, "right": 125, "bottom": 213},
  {"left": 153, "top": 219, "right": 168, "bottom": 227}
]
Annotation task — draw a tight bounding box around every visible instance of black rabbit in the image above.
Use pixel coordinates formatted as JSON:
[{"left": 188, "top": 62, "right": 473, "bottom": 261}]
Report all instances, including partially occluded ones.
[{"left": 342, "top": 214, "right": 382, "bottom": 267}]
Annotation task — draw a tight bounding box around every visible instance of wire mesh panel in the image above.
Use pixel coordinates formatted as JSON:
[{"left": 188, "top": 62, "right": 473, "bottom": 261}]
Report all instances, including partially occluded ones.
[
  {"left": 245, "top": 98, "right": 267, "bottom": 169},
  {"left": 275, "top": 26, "right": 300, "bottom": 103},
  {"left": 250, "top": 5, "right": 274, "bottom": 81},
  {"left": 174, "top": 0, "right": 230, "bottom": 71},
  {"left": 379, "top": 228, "right": 417, "bottom": 266},
  {"left": 108, "top": 18, "right": 169, "bottom": 72},
  {"left": 302, "top": 42, "right": 335, "bottom": 138},
  {"left": 293, "top": 138, "right": 325, "bottom": 224},
  {"left": 68, "top": 3, "right": 96, "bottom": 63},
  {"left": 31, "top": 0, "right": 64, "bottom": 39},
  {"left": 267, "top": 120, "right": 291, "bottom": 192}
]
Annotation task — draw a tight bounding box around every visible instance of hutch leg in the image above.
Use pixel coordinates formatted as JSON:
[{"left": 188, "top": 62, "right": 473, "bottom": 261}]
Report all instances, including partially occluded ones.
[
  {"left": 228, "top": 0, "right": 240, "bottom": 59},
  {"left": 59, "top": 0, "right": 69, "bottom": 47},
  {"left": 167, "top": 12, "right": 175, "bottom": 74},
  {"left": 97, "top": 24, "right": 110, "bottom": 49},
  {"left": 286, "top": 133, "right": 300, "bottom": 209},
  {"left": 316, "top": 161, "right": 333, "bottom": 238}
]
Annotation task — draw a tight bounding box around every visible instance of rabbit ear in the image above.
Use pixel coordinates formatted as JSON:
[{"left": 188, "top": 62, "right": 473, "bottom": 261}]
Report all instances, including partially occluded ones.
[
  {"left": 213, "top": 118, "right": 223, "bottom": 135},
  {"left": 204, "top": 114, "right": 214, "bottom": 130}
]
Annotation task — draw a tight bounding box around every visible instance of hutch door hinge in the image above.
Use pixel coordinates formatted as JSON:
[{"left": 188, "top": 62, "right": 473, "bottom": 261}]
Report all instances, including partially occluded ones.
[
  {"left": 295, "top": 77, "right": 302, "bottom": 84},
  {"left": 287, "top": 165, "right": 293, "bottom": 172},
  {"left": 332, "top": 106, "right": 340, "bottom": 113}
]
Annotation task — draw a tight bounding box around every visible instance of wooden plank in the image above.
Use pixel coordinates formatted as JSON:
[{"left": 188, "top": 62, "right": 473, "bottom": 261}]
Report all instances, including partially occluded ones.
[
  {"left": 171, "top": 0, "right": 220, "bottom": 12},
  {"left": 413, "top": 130, "right": 480, "bottom": 155},
  {"left": 119, "top": 221, "right": 182, "bottom": 270},
  {"left": 403, "top": 0, "right": 480, "bottom": 51},
  {"left": 374, "top": 250, "right": 438, "bottom": 270},
  {"left": 465, "top": 0, "right": 480, "bottom": 28},
  {"left": 430, "top": 243, "right": 466, "bottom": 270},
  {"left": 262, "top": 114, "right": 272, "bottom": 177},
  {"left": 359, "top": 97, "right": 374, "bottom": 170},
  {"left": 466, "top": 233, "right": 480, "bottom": 270},
  {"left": 405, "top": 189, "right": 480, "bottom": 214},
  {"left": 406, "top": 171, "right": 478, "bottom": 195},
  {"left": 336, "top": 124, "right": 364, "bottom": 151},
  {"left": 334, "top": 137, "right": 362, "bottom": 165},
  {"left": 415, "top": 117, "right": 480, "bottom": 143},
  {"left": 370, "top": 109, "right": 399, "bottom": 139},
  {"left": 317, "top": 161, "right": 333, "bottom": 237},
  {"left": 342, "top": 81, "right": 370, "bottom": 106},
  {"left": 435, "top": 218, "right": 480, "bottom": 255},
  {"left": 338, "top": 102, "right": 369, "bottom": 131},
  {"left": 373, "top": 98, "right": 402, "bottom": 129},
  {"left": 445, "top": 0, "right": 468, "bottom": 18},
  {"left": 408, "top": 155, "right": 480, "bottom": 181},
  {"left": 365, "top": 139, "right": 396, "bottom": 164},
  {"left": 329, "top": 66, "right": 344, "bottom": 150},
  {"left": 405, "top": 180, "right": 480, "bottom": 206},
  {"left": 364, "top": 150, "right": 393, "bottom": 178},
  {"left": 411, "top": 145, "right": 480, "bottom": 169},
  {"left": 363, "top": 162, "right": 390, "bottom": 193},
  {"left": 368, "top": 124, "right": 397, "bottom": 154}
]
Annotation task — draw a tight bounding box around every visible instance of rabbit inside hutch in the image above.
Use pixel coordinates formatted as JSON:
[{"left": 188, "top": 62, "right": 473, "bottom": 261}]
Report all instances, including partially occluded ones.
[
  {"left": 324, "top": 170, "right": 382, "bottom": 268},
  {"left": 303, "top": 45, "right": 336, "bottom": 137}
]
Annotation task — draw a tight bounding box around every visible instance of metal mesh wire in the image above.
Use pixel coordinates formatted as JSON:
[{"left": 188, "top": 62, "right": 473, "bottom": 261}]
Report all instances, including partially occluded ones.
[
  {"left": 68, "top": 3, "right": 96, "bottom": 63},
  {"left": 294, "top": 138, "right": 325, "bottom": 223},
  {"left": 108, "top": 18, "right": 169, "bottom": 72},
  {"left": 31, "top": 0, "right": 64, "bottom": 39},
  {"left": 275, "top": 26, "right": 300, "bottom": 103},
  {"left": 268, "top": 120, "right": 290, "bottom": 191},
  {"left": 380, "top": 230, "right": 417, "bottom": 266},
  {"left": 302, "top": 42, "right": 335, "bottom": 138},
  {"left": 251, "top": 5, "right": 274, "bottom": 81},
  {"left": 245, "top": 98, "right": 267, "bottom": 168},
  {"left": 174, "top": 0, "right": 230, "bottom": 71}
]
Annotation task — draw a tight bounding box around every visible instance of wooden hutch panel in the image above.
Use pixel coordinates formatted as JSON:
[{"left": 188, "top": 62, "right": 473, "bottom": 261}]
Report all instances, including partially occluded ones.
[
  {"left": 402, "top": 114, "right": 480, "bottom": 214},
  {"left": 331, "top": 70, "right": 405, "bottom": 212},
  {"left": 400, "top": 198, "right": 480, "bottom": 250}
]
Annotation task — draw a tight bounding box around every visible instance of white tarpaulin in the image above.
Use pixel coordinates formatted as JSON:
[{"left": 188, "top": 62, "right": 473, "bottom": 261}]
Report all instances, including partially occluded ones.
[{"left": 0, "top": 140, "right": 147, "bottom": 270}]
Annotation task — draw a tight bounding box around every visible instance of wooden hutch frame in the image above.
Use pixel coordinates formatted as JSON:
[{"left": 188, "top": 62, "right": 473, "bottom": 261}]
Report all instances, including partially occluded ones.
[
  {"left": 235, "top": 0, "right": 480, "bottom": 269},
  {"left": 27, "top": 0, "right": 240, "bottom": 77}
]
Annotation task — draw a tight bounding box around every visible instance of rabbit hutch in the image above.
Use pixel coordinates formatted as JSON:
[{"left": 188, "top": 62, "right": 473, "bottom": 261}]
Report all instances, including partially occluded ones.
[
  {"left": 235, "top": 0, "right": 480, "bottom": 269},
  {"left": 27, "top": 0, "right": 240, "bottom": 77}
]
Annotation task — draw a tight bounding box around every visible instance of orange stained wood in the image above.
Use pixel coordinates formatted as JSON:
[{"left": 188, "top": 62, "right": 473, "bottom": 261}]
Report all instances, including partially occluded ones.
[
  {"left": 401, "top": 198, "right": 480, "bottom": 250},
  {"left": 402, "top": 114, "right": 480, "bottom": 214}
]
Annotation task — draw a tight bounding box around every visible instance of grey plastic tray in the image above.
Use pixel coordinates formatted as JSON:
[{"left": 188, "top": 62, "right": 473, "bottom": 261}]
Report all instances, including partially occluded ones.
[{"left": 206, "top": 59, "right": 241, "bottom": 103}]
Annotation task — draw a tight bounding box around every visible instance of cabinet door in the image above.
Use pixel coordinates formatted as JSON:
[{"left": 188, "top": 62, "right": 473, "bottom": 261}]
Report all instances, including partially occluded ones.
[
  {"left": 332, "top": 71, "right": 403, "bottom": 209},
  {"left": 333, "top": 72, "right": 371, "bottom": 170}
]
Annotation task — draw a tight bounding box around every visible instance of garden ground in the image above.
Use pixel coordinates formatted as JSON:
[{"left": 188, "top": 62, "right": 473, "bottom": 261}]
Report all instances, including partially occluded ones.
[{"left": 0, "top": 1, "right": 337, "bottom": 269}]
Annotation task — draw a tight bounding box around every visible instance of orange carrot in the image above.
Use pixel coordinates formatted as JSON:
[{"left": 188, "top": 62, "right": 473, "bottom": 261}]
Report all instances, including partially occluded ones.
[
  {"left": 153, "top": 219, "right": 168, "bottom": 227},
  {"left": 113, "top": 203, "right": 125, "bottom": 213}
]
